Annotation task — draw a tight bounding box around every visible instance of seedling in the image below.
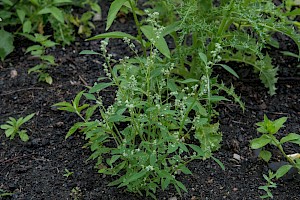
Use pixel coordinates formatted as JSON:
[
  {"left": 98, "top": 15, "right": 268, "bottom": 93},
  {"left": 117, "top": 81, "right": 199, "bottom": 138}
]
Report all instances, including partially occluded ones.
[
  {"left": 0, "top": 113, "right": 35, "bottom": 142},
  {"left": 250, "top": 115, "right": 300, "bottom": 198},
  {"left": 63, "top": 168, "right": 74, "bottom": 178}
]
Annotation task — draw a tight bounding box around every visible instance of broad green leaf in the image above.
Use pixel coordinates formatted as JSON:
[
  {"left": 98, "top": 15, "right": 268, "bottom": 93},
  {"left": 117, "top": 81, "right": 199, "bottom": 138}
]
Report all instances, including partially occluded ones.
[
  {"left": 124, "top": 170, "right": 147, "bottom": 184},
  {"left": 41, "top": 40, "right": 57, "bottom": 48},
  {"left": 26, "top": 45, "right": 43, "bottom": 54},
  {"left": 19, "top": 130, "right": 29, "bottom": 142},
  {"left": 38, "top": 7, "right": 65, "bottom": 24},
  {"left": 280, "top": 133, "right": 300, "bottom": 144},
  {"left": 250, "top": 135, "right": 272, "bottom": 149},
  {"left": 161, "top": 178, "right": 171, "bottom": 190},
  {"left": 0, "top": 124, "right": 12, "bottom": 130},
  {"left": 106, "top": 0, "right": 128, "bottom": 31},
  {"left": 141, "top": 25, "right": 170, "bottom": 58},
  {"left": 275, "top": 165, "right": 292, "bottom": 179},
  {"left": 216, "top": 64, "right": 239, "bottom": 78},
  {"left": 259, "top": 150, "right": 272, "bottom": 162},
  {"left": 23, "top": 20, "right": 32, "bottom": 33},
  {"left": 0, "top": 29, "right": 14, "bottom": 61},
  {"left": 188, "top": 144, "right": 204, "bottom": 157},
  {"left": 199, "top": 52, "right": 207, "bottom": 65},
  {"left": 175, "top": 180, "right": 188, "bottom": 193},
  {"left": 89, "top": 82, "right": 113, "bottom": 93},
  {"left": 178, "top": 165, "right": 192, "bottom": 174},
  {"left": 41, "top": 55, "right": 56, "bottom": 65},
  {"left": 2, "top": 0, "right": 13, "bottom": 6},
  {"left": 17, "top": 9, "right": 26, "bottom": 23},
  {"left": 5, "top": 129, "right": 14, "bottom": 138},
  {"left": 87, "top": 32, "right": 137, "bottom": 41},
  {"left": 79, "top": 50, "right": 100, "bottom": 55},
  {"left": 167, "top": 143, "right": 178, "bottom": 154}
]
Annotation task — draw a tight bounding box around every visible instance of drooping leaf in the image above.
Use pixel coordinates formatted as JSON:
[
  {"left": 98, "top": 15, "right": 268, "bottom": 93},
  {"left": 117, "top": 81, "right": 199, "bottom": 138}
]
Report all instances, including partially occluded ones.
[
  {"left": 0, "top": 29, "right": 14, "bottom": 61},
  {"left": 106, "top": 0, "right": 128, "bottom": 31}
]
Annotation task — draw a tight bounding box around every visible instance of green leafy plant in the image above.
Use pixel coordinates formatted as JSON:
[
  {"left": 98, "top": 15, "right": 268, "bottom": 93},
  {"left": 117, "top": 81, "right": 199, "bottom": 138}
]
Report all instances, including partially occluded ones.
[
  {"left": 63, "top": 168, "right": 74, "bottom": 178},
  {"left": 0, "top": 0, "right": 101, "bottom": 82},
  {"left": 145, "top": 0, "right": 300, "bottom": 95},
  {"left": 21, "top": 33, "right": 57, "bottom": 84},
  {"left": 0, "top": 113, "right": 35, "bottom": 142},
  {"left": 250, "top": 115, "right": 300, "bottom": 198}
]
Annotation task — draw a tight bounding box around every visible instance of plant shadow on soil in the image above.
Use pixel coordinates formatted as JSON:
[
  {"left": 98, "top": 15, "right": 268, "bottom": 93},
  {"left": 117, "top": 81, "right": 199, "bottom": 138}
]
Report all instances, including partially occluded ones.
[{"left": 1, "top": 1, "right": 300, "bottom": 200}]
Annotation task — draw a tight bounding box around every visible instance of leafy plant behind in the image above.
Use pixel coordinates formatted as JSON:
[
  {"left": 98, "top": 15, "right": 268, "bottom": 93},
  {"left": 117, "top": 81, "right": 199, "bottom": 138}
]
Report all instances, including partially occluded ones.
[{"left": 0, "top": 113, "right": 35, "bottom": 142}]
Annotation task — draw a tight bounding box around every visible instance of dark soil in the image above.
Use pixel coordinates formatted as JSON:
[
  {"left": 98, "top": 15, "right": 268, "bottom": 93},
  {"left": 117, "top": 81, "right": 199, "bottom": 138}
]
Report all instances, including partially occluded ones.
[{"left": 1, "top": 1, "right": 300, "bottom": 200}]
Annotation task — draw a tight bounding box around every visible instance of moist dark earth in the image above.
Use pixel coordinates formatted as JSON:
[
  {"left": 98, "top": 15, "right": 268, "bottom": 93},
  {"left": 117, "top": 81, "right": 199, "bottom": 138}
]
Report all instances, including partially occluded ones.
[{"left": 1, "top": 2, "right": 300, "bottom": 200}]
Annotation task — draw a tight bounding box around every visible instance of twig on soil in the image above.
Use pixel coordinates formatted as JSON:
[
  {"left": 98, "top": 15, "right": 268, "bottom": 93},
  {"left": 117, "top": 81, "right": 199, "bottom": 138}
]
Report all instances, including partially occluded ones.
[
  {"left": 0, "top": 155, "right": 31, "bottom": 165},
  {"left": 79, "top": 75, "right": 88, "bottom": 86},
  {"left": 0, "top": 87, "right": 44, "bottom": 96}
]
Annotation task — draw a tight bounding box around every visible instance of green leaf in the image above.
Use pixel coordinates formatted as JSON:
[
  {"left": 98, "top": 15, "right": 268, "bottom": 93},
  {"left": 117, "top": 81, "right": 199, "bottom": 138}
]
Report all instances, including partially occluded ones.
[
  {"left": 26, "top": 45, "right": 43, "bottom": 54},
  {"left": 141, "top": 25, "right": 170, "bottom": 58},
  {"left": 38, "top": 7, "right": 65, "bottom": 24},
  {"left": 124, "top": 170, "right": 147, "bottom": 184},
  {"left": 275, "top": 165, "right": 292, "bottom": 179},
  {"left": 280, "top": 133, "right": 300, "bottom": 144},
  {"left": 89, "top": 82, "right": 113, "bottom": 93},
  {"left": 79, "top": 50, "right": 100, "bottom": 55},
  {"left": 167, "top": 143, "right": 178, "bottom": 154},
  {"left": 73, "top": 91, "right": 85, "bottom": 110},
  {"left": 17, "top": 9, "right": 26, "bottom": 23},
  {"left": 85, "top": 105, "right": 98, "bottom": 120},
  {"left": 208, "top": 96, "right": 229, "bottom": 102},
  {"left": 161, "top": 21, "right": 181, "bottom": 36},
  {"left": 0, "top": 29, "right": 14, "bottom": 61},
  {"left": 175, "top": 181, "right": 188, "bottom": 193},
  {"left": 178, "top": 78, "right": 199, "bottom": 84},
  {"left": 250, "top": 135, "right": 272, "bottom": 149},
  {"left": 53, "top": 102, "right": 76, "bottom": 113},
  {"left": 106, "top": 0, "right": 128, "bottom": 31},
  {"left": 23, "top": 20, "right": 32, "bottom": 33},
  {"left": 22, "top": 113, "right": 35, "bottom": 124},
  {"left": 216, "top": 64, "right": 239, "bottom": 78},
  {"left": 259, "top": 150, "right": 272, "bottom": 162},
  {"left": 87, "top": 32, "right": 137, "bottom": 41},
  {"left": 19, "top": 130, "right": 29, "bottom": 142},
  {"left": 199, "top": 52, "right": 207, "bottom": 65},
  {"left": 178, "top": 165, "right": 192, "bottom": 174},
  {"left": 65, "top": 122, "right": 85, "bottom": 139},
  {"left": 211, "top": 156, "right": 225, "bottom": 170}
]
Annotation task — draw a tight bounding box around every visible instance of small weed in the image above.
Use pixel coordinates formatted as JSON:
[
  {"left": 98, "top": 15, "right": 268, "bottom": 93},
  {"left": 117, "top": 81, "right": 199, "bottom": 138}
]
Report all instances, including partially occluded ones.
[
  {"left": 63, "top": 168, "right": 74, "bottom": 178},
  {"left": 250, "top": 115, "right": 300, "bottom": 198},
  {"left": 0, "top": 113, "right": 35, "bottom": 142},
  {"left": 70, "top": 187, "right": 82, "bottom": 200}
]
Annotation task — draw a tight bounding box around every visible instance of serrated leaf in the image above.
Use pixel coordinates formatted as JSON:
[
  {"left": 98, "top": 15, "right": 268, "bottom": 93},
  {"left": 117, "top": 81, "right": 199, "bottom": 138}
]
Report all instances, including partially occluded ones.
[
  {"left": 0, "top": 29, "right": 14, "bottom": 61},
  {"left": 106, "top": 0, "right": 127, "bottom": 31}
]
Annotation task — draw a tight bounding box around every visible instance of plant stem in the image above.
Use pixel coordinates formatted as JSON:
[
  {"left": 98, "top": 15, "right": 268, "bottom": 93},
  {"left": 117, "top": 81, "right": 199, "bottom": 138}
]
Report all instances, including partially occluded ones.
[{"left": 128, "top": 0, "right": 146, "bottom": 57}]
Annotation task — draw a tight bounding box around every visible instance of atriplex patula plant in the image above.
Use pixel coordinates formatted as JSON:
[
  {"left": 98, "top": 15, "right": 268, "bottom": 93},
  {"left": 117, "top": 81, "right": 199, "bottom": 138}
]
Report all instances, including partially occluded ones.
[
  {"left": 250, "top": 115, "right": 300, "bottom": 199},
  {"left": 0, "top": 113, "right": 35, "bottom": 142},
  {"left": 53, "top": 3, "right": 245, "bottom": 197}
]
